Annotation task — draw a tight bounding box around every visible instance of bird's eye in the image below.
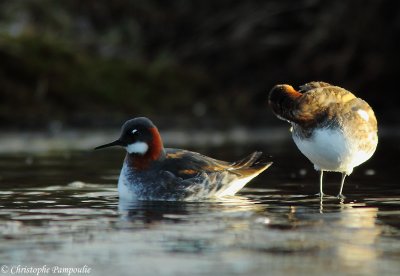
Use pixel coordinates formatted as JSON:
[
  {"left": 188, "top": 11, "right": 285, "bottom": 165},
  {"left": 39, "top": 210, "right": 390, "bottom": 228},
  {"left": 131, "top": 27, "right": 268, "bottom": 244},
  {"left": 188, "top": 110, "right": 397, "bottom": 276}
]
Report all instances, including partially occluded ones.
[{"left": 131, "top": 129, "right": 138, "bottom": 135}]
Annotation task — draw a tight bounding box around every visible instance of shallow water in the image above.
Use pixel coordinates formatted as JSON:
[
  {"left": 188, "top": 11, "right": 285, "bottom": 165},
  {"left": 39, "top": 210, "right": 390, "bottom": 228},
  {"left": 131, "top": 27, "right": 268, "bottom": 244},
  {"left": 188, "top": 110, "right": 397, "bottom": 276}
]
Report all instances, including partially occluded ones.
[{"left": 0, "top": 137, "right": 400, "bottom": 276}]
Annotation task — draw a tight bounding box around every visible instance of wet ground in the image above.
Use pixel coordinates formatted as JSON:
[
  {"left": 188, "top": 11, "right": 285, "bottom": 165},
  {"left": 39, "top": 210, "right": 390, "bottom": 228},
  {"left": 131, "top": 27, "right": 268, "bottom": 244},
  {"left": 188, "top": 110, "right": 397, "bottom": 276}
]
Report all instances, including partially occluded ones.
[{"left": 0, "top": 133, "right": 399, "bottom": 276}]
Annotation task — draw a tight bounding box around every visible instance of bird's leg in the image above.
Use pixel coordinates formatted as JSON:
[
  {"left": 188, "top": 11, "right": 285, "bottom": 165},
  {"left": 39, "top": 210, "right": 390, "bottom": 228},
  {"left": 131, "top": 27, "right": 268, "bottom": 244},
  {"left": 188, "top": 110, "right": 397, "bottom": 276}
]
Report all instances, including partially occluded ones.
[
  {"left": 337, "top": 173, "right": 347, "bottom": 199},
  {"left": 319, "top": 196, "right": 324, "bottom": 214},
  {"left": 315, "top": 170, "right": 325, "bottom": 198}
]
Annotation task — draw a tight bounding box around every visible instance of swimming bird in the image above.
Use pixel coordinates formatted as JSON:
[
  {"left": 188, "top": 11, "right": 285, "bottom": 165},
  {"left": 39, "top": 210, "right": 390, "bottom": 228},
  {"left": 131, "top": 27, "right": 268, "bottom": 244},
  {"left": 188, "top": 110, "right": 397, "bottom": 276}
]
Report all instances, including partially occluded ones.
[
  {"left": 268, "top": 82, "right": 378, "bottom": 198},
  {"left": 95, "top": 117, "right": 272, "bottom": 201}
]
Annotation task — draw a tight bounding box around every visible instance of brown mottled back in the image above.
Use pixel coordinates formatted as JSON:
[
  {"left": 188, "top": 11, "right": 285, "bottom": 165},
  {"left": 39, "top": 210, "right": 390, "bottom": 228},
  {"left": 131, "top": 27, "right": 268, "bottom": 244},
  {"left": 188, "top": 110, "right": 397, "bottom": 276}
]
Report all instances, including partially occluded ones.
[{"left": 269, "top": 81, "right": 378, "bottom": 142}]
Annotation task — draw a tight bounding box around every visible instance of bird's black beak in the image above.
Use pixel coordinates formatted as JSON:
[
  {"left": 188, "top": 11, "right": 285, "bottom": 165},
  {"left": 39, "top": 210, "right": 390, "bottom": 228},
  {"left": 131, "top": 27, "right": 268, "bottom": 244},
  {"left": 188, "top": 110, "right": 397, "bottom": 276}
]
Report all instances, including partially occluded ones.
[{"left": 94, "top": 139, "right": 124, "bottom": 150}]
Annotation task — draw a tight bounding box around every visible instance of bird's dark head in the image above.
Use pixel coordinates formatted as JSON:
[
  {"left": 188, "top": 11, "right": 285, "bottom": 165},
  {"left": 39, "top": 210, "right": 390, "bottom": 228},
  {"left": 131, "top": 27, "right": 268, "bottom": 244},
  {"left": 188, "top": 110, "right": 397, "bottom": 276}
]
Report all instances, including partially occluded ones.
[
  {"left": 268, "top": 84, "right": 302, "bottom": 121},
  {"left": 95, "top": 117, "right": 164, "bottom": 159}
]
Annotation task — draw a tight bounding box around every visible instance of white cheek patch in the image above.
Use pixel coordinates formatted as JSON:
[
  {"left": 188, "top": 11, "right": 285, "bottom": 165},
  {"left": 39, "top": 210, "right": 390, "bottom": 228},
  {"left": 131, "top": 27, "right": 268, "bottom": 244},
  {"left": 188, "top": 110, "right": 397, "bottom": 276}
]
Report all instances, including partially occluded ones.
[{"left": 126, "top": 142, "right": 149, "bottom": 155}]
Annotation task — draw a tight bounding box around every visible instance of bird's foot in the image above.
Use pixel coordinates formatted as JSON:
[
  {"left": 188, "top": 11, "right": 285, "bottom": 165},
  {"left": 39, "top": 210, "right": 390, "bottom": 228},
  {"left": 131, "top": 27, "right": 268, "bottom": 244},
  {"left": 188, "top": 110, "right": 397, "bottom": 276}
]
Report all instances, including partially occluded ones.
[
  {"left": 315, "top": 193, "right": 336, "bottom": 198},
  {"left": 315, "top": 192, "right": 325, "bottom": 198},
  {"left": 336, "top": 194, "right": 346, "bottom": 199}
]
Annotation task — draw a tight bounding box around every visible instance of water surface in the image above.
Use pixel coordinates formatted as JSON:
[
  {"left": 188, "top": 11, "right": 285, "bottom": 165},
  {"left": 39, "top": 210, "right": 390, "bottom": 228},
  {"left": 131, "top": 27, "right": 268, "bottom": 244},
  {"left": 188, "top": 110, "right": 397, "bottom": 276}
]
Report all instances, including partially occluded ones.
[{"left": 0, "top": 137, "right": 399, "bottom": 276}]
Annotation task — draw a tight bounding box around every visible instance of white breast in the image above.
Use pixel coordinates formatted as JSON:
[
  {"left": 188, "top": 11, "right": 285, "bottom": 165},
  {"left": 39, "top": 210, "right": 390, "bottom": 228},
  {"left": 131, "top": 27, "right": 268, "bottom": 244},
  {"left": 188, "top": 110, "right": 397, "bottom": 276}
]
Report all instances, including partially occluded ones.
[
  {"left": 292, "top": 127, "right": 374, "bottom": 174},
  {"left": 118, "top": 164, "right": 139, "bottom": 201}
]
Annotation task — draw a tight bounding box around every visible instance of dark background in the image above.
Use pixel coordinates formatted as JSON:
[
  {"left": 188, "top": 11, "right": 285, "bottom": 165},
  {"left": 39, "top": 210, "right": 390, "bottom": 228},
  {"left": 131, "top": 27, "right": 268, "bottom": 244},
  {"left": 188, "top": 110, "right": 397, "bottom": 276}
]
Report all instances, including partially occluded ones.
[{"left": 0, "top": 0, "right": 399, "bottom": 129}]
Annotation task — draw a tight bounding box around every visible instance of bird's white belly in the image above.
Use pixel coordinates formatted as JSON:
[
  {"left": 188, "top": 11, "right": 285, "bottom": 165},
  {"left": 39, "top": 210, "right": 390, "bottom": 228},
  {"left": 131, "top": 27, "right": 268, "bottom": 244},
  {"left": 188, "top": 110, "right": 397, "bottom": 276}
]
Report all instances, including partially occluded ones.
[
  {"left": 118, "top": 165, "right": 139, "bottom": 200},
  {"left": 292, "top": 127, "right": 373, "bottom": 174},
  {"left": 214, "top": 175, "right": 255, "bottom": 197}
]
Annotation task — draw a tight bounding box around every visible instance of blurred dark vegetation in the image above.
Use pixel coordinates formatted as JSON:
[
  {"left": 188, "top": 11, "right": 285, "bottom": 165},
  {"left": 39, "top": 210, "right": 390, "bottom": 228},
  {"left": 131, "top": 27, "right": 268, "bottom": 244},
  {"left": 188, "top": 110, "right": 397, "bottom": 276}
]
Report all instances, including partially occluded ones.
[{"left": 0, "top": 0, "right": 399, "bottom": 129}]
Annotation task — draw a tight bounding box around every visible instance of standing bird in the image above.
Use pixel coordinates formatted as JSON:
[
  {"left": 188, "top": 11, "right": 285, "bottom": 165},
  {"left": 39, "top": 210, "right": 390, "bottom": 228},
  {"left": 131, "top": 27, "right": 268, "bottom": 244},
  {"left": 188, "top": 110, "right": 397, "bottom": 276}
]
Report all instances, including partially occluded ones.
[
  {"left": 95, "top": 117, "right": 272, "bottom": 201},
  {"left": 268, "top": 82, "right": 378, "bottom": 198}
]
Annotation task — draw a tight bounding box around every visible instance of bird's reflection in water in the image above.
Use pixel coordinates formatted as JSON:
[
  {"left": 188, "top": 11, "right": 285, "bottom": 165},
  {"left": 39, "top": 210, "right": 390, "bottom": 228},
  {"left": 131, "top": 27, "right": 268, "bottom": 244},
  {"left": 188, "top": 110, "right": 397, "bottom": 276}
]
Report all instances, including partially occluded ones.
[
  {"left": 117, "top": 196, "right": 266, "bottom": 255},
  {"left": 118, "top": 195, "right": 263, "bottom": 225},
  {"left": 308, "top": 198, "right": 381, "bottom": 274},
  {"left": 335, "top": 204, "right": 380, "bottom": 274}
]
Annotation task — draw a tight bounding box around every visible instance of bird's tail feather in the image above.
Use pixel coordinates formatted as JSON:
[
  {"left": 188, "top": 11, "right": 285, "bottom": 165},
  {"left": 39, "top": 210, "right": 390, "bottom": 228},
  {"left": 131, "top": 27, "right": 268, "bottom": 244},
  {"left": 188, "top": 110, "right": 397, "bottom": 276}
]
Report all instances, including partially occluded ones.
[{"left": 230, "top": 152, "right": 273, "bottom": 177}]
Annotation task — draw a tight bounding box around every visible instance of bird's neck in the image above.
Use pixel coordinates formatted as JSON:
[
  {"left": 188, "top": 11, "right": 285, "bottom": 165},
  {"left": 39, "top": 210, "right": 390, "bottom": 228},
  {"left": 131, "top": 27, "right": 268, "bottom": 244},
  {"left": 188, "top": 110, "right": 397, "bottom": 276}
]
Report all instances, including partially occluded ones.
[{"left": 126, "top": 127, "right": 165, "bottom": 170}]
